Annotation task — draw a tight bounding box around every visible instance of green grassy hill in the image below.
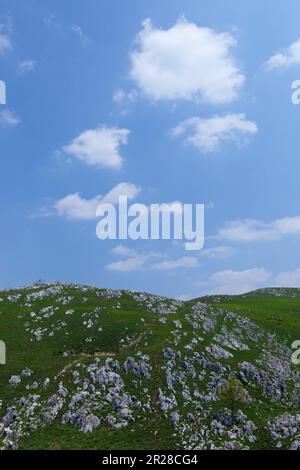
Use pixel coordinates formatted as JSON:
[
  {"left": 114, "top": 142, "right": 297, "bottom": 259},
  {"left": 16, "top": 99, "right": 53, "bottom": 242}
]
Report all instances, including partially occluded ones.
[{"left": 0, "top": 282, "right": 299, "bottom": 450}]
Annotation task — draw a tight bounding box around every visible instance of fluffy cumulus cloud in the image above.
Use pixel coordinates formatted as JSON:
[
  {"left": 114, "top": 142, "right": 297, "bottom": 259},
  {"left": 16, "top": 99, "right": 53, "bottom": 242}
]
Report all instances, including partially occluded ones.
[
  {"left": 217, "top": 215, "right": 300, "bottom": 242},
  {"left": 266, "top": 38, "right": 300, "bottom": 69},
  {"left": 208, "top": 268, "right": 271, "bottom": 295},
  {"left": 61, "top": 126, "right": 130, "bottom": 169},
  {"left": 130, "top": 18, "right": 244, "bottom": 104},
  {"left": 0, "top": 110, "right": 21, "bottom": 126},
  {"left": 106, "top": 245, "right": 198, "bottom": 272},
  {"left": 54, "top": 193, "right": 102, "bottom": 220},
  {"left": 52, "top": 182, "right": 140, "bottom": 220},
  {"left": 171, "top": 113, "right": 257, "bottom": 153}
]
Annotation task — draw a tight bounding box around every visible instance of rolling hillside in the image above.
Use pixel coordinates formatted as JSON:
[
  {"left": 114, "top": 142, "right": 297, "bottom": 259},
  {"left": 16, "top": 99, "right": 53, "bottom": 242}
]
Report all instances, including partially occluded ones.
[{"left": 0, "top": 282, "right": 299, "bottom": 450}]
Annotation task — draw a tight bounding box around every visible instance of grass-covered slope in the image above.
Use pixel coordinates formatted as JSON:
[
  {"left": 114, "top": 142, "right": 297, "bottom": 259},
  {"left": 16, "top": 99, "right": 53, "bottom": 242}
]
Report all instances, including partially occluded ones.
[{"left": 0, "top": 283, "right": 299, "bottom": 450}]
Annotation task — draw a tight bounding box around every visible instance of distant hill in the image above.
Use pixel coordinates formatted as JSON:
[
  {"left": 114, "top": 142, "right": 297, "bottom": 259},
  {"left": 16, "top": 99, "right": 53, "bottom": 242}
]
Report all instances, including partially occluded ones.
[{"left": 0, "top": 282, "right": 299, "bottom": 450}]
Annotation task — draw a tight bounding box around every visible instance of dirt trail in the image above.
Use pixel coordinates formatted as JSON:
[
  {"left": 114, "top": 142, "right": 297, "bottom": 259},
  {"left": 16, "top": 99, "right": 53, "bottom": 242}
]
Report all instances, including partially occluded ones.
[
  {"left": 57, "top": 330, "right": 148, "bottom": 376},
  {"left": 57, "top": 351, "right": 116, "bottom": 376},
  {"left": 121, "top": 331, "right": 147, "bottom": 350}
]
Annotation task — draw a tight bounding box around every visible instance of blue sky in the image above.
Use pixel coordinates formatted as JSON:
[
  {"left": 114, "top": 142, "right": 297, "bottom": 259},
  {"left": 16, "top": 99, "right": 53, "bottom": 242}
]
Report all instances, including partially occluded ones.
[{"left": 1, "top": 0, "right": 300, "bottom": 298}]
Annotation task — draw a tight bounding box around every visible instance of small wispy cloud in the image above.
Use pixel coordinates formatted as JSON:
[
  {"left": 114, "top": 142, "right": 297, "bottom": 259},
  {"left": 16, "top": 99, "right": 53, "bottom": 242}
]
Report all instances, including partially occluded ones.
[
  {"left": 199, "top": 245, "right": 235, "bottom": 259},
  {"left": 106, "top": 255, "right": 150, "bottom": 272},
  {"left": 71, "top": 24, "right": 90, "bottom": 45},
  {"left": 150, "top": 256, "right": 198, "bottom": 271},
  {"left": 274, "top": 268, "right": 300, "bottom": 287},
  {"left": 197, "top": 267, "right": 271, "bottom": 296},
  {"left": 44, "top": 14, "right": 62, "bottom": 29},
  {"left": 111, "top": 244, "right": 137, "bottom": 257},
  {"left": 0, "top": 110, "right": 21, "bottom": 127},
  {"left": 216, "top": 215, "right": 300, "bottom": 242},
  {"left": 113, "top": 89, "right": 126, "bottom": 104},
  {"left": 44, "top": 16, "right": 89, "bottom": 46},
  {"left": 0, "top": 17, "right": 13, "bottom": 55},
  {"left": 0, "top": 34, "right": 11, "bottom": 55},
  {"left": 107, "top": 244, "right": 198, "bottom": 272},
  {"left": 18, "top": 59, "right": 35, "bottom": 74},
  {"left": 113, "top": 88, "right": 138, "bottom": 104}
]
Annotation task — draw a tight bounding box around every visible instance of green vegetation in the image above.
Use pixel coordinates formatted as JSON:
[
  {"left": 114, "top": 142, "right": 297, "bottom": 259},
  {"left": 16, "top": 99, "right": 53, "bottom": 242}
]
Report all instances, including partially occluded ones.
[{"left": 0, "top": 283, "right": 299, "bottom": 450}]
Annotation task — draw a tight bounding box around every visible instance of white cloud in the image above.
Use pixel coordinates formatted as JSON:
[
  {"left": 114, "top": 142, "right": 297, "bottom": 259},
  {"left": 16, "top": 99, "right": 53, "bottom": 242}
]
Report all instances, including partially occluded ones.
[
  {"left": 18, "top": 59, "right": 35, "bottom": 74},
  {"left": 107, "top": 246, "right": 198, "bottom": 272},
  {"left": 61, "top": 126, "right": 129, "bottom": 169},
  {"left": 150, "top": 256, "right": 198, "bottom": 271},
  {"left": 0, "top": 34, "right": 11, "bottom": 55},
  {"left": 274, "top": 268, "right": 300, "bottom": 288},
  {"left": 199, "top": 245, "right": 235, "bottom": 259},
  {"left": 208, "top": 267, "right": 271, "bottom": 295},
  {"left": 44, "top": 15, "right": 61, "bottom": 28},
  {"left": 130, "top": 17, "right": 244, "bottom": 104},
  {"left": 0, "top": 17, "right": 12, "bottom": 55},
  {"left": 54, "top": 193, "right": 102, "bottom": 220},
  {"left": 0, "top": 110, "right": 21, "bottom": 126},
  {"left": 217, "top": 215, "right": 300, "bottom": 242},
  {"left": 266, "top": 38, "right": 300, "bottom": 70},
  {"left": 111, "top": 244, "right": 137, "bottom": 257},
  {"left": 52, "top": 182, "right": 140, "bottom": 220},
  {"left": 171, "top": 114, "right": 257, "bottom": 153},
  {"left": 71, "top": 24, "right": 89, "bottom": 45},
  {"left": 107, "top": 255, "right": 198, "bottom": 272},
  {"left": 113, "top": 89, "right": 126, "bottom": 104},
  {"left": 127, "top": 90, "right": 138, "bottom": 103},
  {"left": 113, "top": 88, "right": 138, "bottom": 105},
  {"left": 107, "top": 245, "right": 157, "bottom": 272},
  {"left": 106, "top": 255, "right": 149, "bottom": 272}
]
